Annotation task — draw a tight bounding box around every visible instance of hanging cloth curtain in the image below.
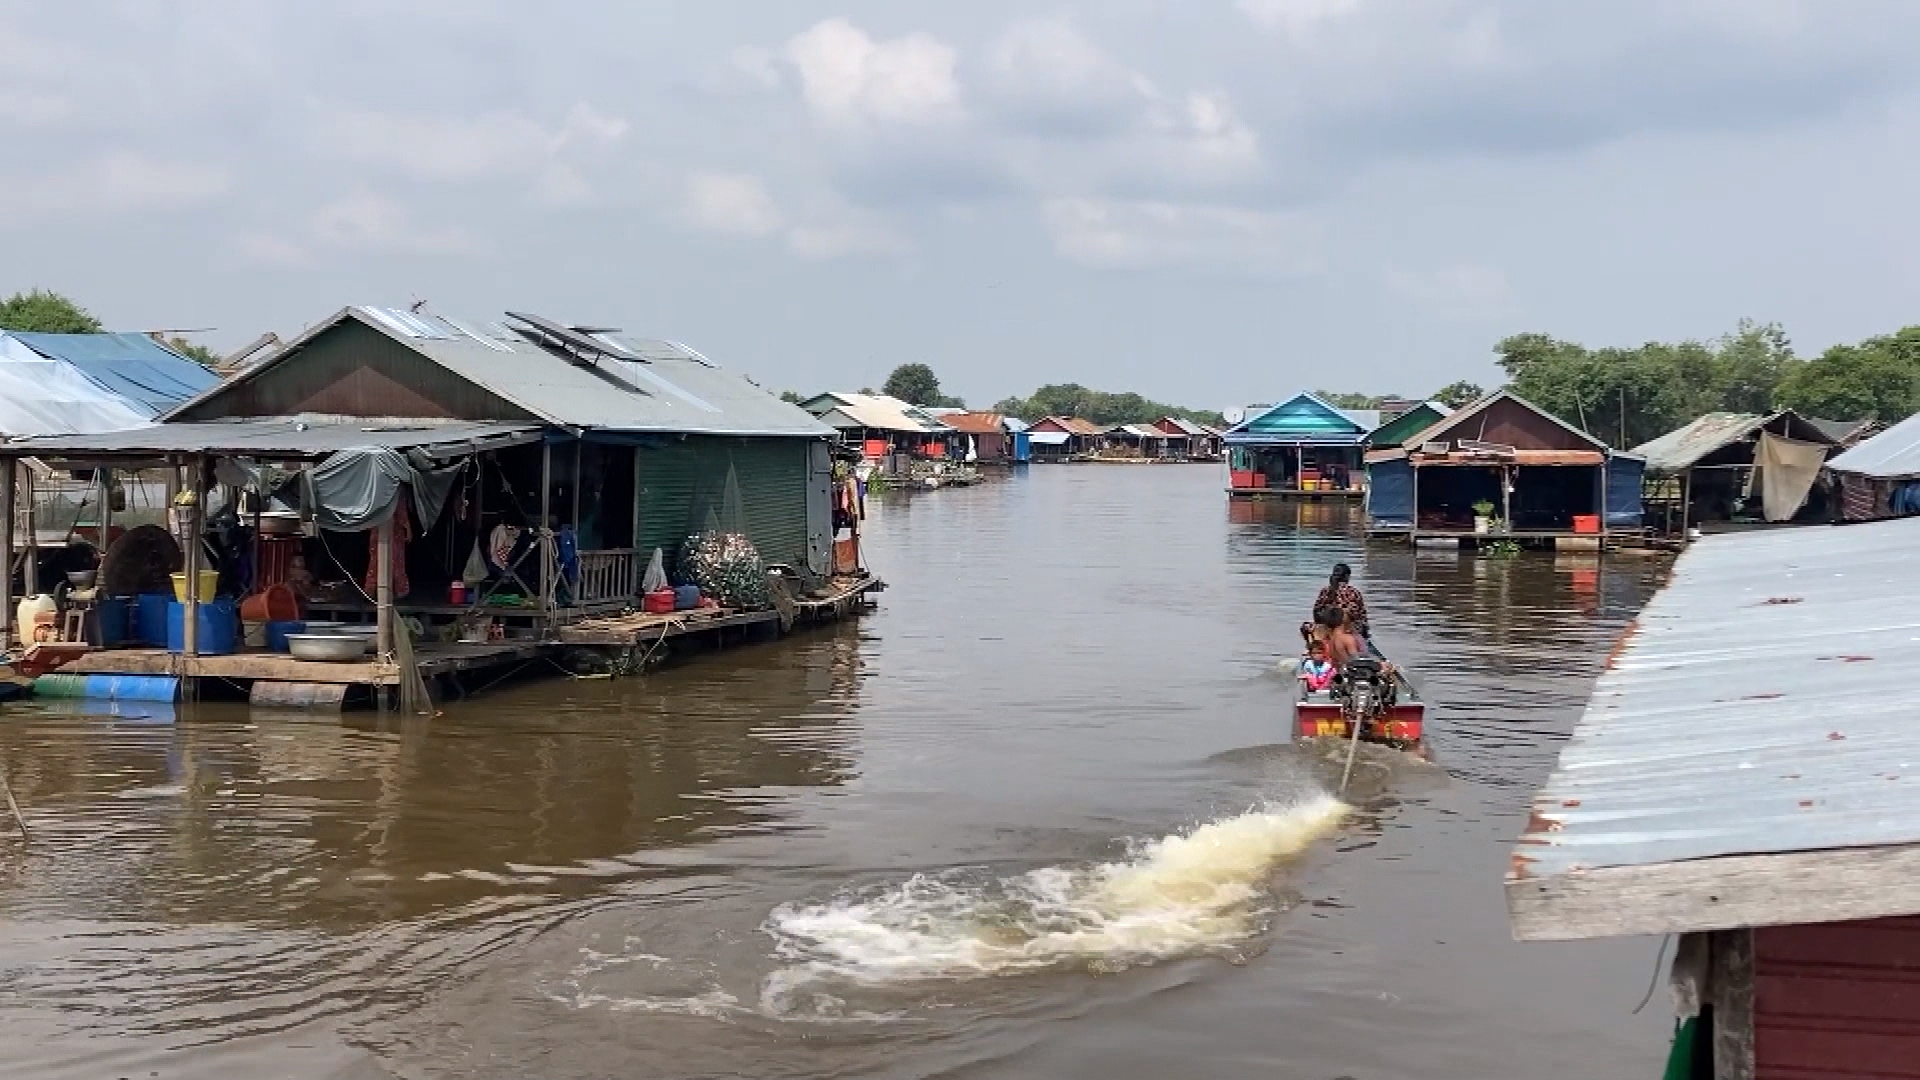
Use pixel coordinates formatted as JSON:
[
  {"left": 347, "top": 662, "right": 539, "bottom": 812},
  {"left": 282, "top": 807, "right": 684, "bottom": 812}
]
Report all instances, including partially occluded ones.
[{"left": 1755, "top": 431, "right": 1828, "bottom": 522}]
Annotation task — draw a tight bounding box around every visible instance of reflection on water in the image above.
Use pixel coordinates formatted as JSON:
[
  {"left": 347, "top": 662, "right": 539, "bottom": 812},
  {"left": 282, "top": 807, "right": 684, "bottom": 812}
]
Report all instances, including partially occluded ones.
[{"left": 0, "top": 468, "right": 1673, "bottom": 1080}]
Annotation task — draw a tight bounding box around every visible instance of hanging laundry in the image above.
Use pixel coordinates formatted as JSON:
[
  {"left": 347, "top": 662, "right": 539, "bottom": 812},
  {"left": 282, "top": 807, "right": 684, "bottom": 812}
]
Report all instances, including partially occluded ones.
[{"left": 488, "top": 522, "right": 522, "bottom": 572}]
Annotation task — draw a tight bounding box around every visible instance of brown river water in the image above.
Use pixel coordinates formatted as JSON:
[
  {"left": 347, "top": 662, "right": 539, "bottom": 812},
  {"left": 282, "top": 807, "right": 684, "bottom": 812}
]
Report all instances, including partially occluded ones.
[{"left": 0, "top": 465, "right": 1673, "bottom": 1079}]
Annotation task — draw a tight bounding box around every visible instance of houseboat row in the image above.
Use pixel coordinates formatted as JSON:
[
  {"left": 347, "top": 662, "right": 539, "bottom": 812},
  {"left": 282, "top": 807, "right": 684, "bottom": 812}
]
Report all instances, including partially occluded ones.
[
  {"left": 0, "top": 306, "right": 884, "bottom": 709},
  {"left": 796, "top": 391, "right": 1224, "bottom": 467}
]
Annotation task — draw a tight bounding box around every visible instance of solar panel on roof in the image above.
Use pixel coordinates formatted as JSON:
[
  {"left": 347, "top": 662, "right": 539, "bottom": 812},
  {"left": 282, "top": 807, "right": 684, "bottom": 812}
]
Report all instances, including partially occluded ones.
[{"left": 503, "top": 311, "right": 636, "bottom": 364}]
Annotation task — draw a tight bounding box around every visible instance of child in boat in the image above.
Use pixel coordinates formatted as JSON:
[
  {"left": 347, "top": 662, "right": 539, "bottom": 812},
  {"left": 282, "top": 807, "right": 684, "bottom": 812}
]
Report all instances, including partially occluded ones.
[{"left": 1298, "top": 639, "right": 1336, "bottom": 693}]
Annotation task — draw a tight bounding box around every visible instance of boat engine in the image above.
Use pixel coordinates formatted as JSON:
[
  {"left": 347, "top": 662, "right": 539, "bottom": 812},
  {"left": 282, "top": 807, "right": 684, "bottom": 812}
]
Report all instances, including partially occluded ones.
[{"left": 1333, "top": 656, "right": 1396, "bottom": 733}]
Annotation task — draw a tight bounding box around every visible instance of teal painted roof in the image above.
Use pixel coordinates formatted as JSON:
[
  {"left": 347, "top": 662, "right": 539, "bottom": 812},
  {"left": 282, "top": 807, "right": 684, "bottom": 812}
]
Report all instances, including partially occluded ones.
[
  {"left": 1367, "top": 402, "right": 1451, "bottom": 448},
  {"left": 1225, "top": 393, "right": 1368, "bottom": 446}
]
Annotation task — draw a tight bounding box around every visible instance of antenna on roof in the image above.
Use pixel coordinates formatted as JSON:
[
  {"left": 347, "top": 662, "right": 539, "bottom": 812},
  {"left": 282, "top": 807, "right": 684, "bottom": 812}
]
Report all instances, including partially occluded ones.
[{"left": 409, "top": 297, "right": 428, "bottom": 313}]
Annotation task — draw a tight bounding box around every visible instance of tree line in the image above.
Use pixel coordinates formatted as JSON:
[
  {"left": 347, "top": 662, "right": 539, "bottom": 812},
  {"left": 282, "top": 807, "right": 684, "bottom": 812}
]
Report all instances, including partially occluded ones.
[{"left": 0, "top": 288, "right": 220, "bottom": 365}]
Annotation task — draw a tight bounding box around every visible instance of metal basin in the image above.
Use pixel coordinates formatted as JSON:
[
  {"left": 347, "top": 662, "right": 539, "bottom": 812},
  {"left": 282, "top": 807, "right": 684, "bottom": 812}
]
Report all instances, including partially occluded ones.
[{"left": 285, "top": 634, "right": 370, "bottom": 662}]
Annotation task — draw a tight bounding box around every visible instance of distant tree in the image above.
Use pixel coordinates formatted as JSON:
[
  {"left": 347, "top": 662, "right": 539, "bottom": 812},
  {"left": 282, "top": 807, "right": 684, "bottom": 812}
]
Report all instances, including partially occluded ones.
[
  {"left": 1316, "top": 391, "right": 1397, "bottom": 410},
  {"left": 1776, "top": 327, "right": 1920, "bottom": 422},
  {"left": 778, "top": 390, "right": 805, "bottom": 404},
  {"left": 0, "top": 288, "right": 102, "bottom": 333},
  {"left": 162, "top": 336, "right": 221, "bottom": 367},
  {"left": 1430, "top": 381, "right": 1484, "bottom": 409},
  {"left": 882, "top": 363, "right": 945, "bottom": 406},
  {"left": 993, "top": 382, "right": 1224, "bottom": 426}
]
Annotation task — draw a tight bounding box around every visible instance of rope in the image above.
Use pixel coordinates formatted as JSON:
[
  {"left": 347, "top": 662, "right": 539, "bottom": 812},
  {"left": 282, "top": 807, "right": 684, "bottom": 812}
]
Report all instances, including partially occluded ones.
[
  {"left": 1632, "top": 934, "right": 1674, "bottom": 1015},
  {"left": 0, "top": 764, "right": 28, "bottom": 845}
]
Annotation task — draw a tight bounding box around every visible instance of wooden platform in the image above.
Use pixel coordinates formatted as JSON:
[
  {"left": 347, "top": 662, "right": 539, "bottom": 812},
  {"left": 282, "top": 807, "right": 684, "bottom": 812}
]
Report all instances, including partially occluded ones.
[
  {"left": 1227, "top": 487, "right": 1365, "bottom": 500},
  {"left": 556, "top": 606, "right": 777, "bottom": 646},
  {"left": 55, "top": 641, "right": 552, "bottom": 686},
  {"left": 793, "top": 573, "right": 884, "bottom": 622}
]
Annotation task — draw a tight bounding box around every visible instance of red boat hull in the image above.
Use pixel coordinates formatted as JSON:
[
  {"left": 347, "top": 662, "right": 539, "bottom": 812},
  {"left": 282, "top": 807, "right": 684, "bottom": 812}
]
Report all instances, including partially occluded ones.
[{"left": 1293, "top": 701, "right": 1427, "bottom": 747}]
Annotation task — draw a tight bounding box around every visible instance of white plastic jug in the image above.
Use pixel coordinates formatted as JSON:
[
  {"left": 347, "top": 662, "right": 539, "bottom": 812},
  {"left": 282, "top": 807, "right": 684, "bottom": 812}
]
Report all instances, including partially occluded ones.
[{"left": 16, "top": 594, "right": 56, "bottom": 642}]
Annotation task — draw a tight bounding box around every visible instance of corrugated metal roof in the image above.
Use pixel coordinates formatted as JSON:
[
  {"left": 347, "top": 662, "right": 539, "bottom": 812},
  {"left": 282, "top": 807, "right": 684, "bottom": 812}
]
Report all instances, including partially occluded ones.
[
  {"left": 1828, "top": 411, "right": 1920, "bottom": 479},
  {"left": 1028, "top": 430, "right": 1071, "bottom": 445},
  {"left": 1002, "top": 417, "right": 1030, "bottom": 432},
  {"left": 169, "top": 308, "right": 834, "bottom": 439},
  {"left": 938, "top": 411, "right": 1006, "bottom": 435},
  {"left": 11, "top": 331, "right": 220, "bottom": 415},
  {"left": 1631, "top": 412, "right": 1767, "bottom": 472},
  {"left": 1807, "top": 417, "right": 1876, "bottom": 444},
  {"left": 1112, "top": 423, "right": 1166, "bottom": 438},
  {"left": 1632, "top": 410, "right": 1836, "bottom": 473},
  {"left": 1157, "top": 416, "right": 1207, "bottom": 435},
  {"left": 1400, "top": 389, "right": 1609, "bottom": 453},
  {"left": 804, "top": 393, "right": 946, "bottom": 435},
  {"left": 1, "top": 417, "right": 538, "bottom": 458},
  {"left": 1512, "top": 517, "right": 1920, "bottom": 883}
]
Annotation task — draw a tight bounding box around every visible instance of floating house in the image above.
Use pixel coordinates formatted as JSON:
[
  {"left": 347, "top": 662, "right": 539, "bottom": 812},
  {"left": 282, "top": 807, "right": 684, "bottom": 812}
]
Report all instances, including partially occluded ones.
[
  {"left": 1825, "top": 410, "right": 1920, "bottom": 522},
  {"left": 1507, "top": 519, "right": 1920, "bottom": 1079},
  {"left": 1363, "top": 390, "right": 1643, "bottom": 543},
  {"left": 1152, "top": 416, "right": 1221, "bottom": 460},
  {"left": 798, "top": 392, "right": 950, "bottom": 460},
  {"left": 1223, "top": 393, "right": 1376, "bottom": 497},
  {"left": 1026, "top": 416, "right": 1104, "bottom": 462},
  {"left": 1002, "top": 417, "right": 1033, "bottom": 464},
  {"left": 1632, "top": 410, "right": 1840, "bottom": 534},
  {"left": 2, "top": 306, "right": 878, "bottom": 705},
  {"left": 932, "top": 411, "right": 1012, "bottom": 464},
  {"left": 1363, "top": 401, "right": 1451, "bottom": 451},
  {"left": 1099, "top": 423, "right": 1174, "bottom": 459}
]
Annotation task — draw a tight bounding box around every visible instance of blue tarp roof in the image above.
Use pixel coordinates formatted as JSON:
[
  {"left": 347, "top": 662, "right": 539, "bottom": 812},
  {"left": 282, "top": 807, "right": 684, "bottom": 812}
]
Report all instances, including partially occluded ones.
[{"left": 10, "top": 332, "right": 220, "bottom": 416}]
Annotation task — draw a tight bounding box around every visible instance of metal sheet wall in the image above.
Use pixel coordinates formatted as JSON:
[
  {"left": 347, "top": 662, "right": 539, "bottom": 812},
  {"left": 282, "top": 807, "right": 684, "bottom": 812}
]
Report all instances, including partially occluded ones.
[
  {"left": 633, "top": 436, "right": 818, "bottom": 575},
  {"left": 1755, "top": 917, "right": 1920, "bottom": 1079},
  {"left": 1604, "top": 456, "right": 1645, "bottom": 526},
  {"left": 1365, "top": 458, "right": 1414, "bottom": 527}
]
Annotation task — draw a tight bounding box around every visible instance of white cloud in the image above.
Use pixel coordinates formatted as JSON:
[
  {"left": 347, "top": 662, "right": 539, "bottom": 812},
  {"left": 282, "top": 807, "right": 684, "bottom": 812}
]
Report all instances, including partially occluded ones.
[
  {"left": 1237, "top": 0, "right": 1365, "bottom": 38},
  {"left": 787, "top": 220, "right": 908, "bottom": 260},
  {"left": 1384, "top": 262, "right": 1513, "bottom": 319},
  {"left": 983, "top": 18, "right": 1145, "bottom": 131},
  {"left": 684, "top": 172, "right": 783, "bottom": 236},
  {"left": 228, "top": 232, "right": 309, "bottom": 267},
  {"left": 1041, "top": 197, "right": 1321, "bottom": 273},
  {"left": 0, "top": 153, "right": 230, "bottom": 227},
  {"left": 311, "top": 191, "right": 479, "bottom": 256},
  {"left": 315, "top": 103, "right": 628, "bottom": 184},
  {"left": 730, "top": 45, "right": 784, "bottom": 91},
  {"left": 784, "top": 18, "right": 960, "bottom": 127}
]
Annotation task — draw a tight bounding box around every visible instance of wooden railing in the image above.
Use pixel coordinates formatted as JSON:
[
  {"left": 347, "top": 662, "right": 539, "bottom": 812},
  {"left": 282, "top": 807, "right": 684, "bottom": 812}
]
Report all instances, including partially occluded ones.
[{"left": 574, "top": 548, "right": 640, "bottom": 605}]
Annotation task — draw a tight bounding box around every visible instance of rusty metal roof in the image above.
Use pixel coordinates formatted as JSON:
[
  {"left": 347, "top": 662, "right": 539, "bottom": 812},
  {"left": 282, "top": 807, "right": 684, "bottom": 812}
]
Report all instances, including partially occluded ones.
[
  {"left": 937, "top": 411, "right": 1006, "bottom": 435},
  {"left": 1511, "top": 517, "right": 1920, "bottom": 885},
  {"left": 1632, "top": 410, "right": 1836, "bottom": 473}
]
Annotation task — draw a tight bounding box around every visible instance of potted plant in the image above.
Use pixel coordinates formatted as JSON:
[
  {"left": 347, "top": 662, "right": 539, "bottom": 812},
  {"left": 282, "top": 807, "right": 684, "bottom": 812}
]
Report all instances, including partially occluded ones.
[{"left": 1471, "top": 499, "right": 1496, "bottom": 534}]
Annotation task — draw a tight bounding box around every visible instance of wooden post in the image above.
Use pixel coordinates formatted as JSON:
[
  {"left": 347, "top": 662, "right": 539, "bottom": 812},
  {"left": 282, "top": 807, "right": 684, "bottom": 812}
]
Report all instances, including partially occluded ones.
[
  {"left": 181, "top": 457, "right": 202, "bottom": 657},
  {"left": 1501, "top": 465, "right": 1513, "bottom": 532},
  {"left": 1410, "top": 459, "right": 1420, "bottom": 542},
  {"left": 1681, "top": 469, "right": 1693, "bottom": 541},
  {"left": 22, "top": 464, "right": 36, "bottom": 599},
  {"left": 571, "top": 439, "right": 582, "bottom": 528},
  {"left": 1711, "top": 928, "right": 1755, "bottom": 1080},
  {"left": 375, "top": 515, "right": 394, "bottom": 661},
  {"left": 1, "top": 459, "right": 13, "bottom": 645},
  {"left": 1295, "top": 445, "right": 1304, "bottom": 492},
  {"left": 539, "top": 440, "right": 553, "bottom": 616},
  {"left": 98, "top": 466, "right": 111, "bottom": 550},
  {"left": 630, "top": 445, "right": 643, "bottom": 596}
]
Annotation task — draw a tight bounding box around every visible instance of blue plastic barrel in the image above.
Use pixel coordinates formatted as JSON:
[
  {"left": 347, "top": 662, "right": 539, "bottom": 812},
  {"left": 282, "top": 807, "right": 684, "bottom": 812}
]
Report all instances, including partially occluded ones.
[
  {"left": 167, "top": 598, "right": 237, "bottom": 655},
  {"left": 96, "top": 596, "right": 131, "bottom": 646},
  {"left": 673, "top": 585, "right": 702, "bottom": 610},
  {"left": 34, "top": 673, "right": 180, "bottom": 702},
  {"left": 135, "top": 593, "right": 173, "bottom": 645}
]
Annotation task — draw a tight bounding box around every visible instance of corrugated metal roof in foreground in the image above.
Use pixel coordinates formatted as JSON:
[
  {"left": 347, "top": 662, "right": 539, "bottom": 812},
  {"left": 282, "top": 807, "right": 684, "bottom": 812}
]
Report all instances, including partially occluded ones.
[
  {"left": 1513, "top": 517, "right": 1920, "bottom": 881},
  {"left": 1827, "top": 410, "right": 1920, "bottom": 479},
  {"left": 1631, "top": 411, "right": 1767, "bottom": 472},
  {"left": 2, "top": 418, "right": 538, "bottom": 458}
]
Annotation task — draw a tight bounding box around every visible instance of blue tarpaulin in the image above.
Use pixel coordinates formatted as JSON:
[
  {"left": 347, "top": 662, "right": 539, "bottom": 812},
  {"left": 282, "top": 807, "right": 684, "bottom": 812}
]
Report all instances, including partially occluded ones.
[
  {"left": 1605, "top": 455, "right": 1645, "bottom": 526},
  {"left": 1365, "top": 458, "right": 1414, "bottom": 528},
  {"left": 10, "top": 332, "right": 219, "bottom": 416}
]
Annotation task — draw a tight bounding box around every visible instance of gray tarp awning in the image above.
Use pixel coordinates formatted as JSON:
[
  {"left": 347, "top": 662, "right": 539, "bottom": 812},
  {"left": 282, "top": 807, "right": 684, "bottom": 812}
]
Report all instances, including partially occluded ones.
[{"left": 303, "top": 447, "right": 465, "bottom": 532}]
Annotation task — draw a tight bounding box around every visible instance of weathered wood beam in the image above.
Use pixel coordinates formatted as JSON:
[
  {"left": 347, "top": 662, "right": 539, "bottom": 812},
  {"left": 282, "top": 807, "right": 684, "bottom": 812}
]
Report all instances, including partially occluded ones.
[{"left": 1508, "top": 843, "right": 1920, "bottom": 941}]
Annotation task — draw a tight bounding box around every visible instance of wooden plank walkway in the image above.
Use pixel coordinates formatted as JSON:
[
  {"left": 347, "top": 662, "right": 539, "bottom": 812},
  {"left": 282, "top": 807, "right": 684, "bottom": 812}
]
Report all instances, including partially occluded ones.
[
  {"left": 56, "top": 641, "right": 553, "bottom": 686},
  {"left": 555, "top": 607, "right": 777, "bottom": 646}
]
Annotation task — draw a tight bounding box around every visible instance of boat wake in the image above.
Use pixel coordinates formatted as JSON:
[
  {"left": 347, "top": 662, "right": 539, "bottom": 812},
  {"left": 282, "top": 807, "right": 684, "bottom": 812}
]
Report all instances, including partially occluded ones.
[{"left": 760, "top": 793, "right": 1347, "bottom": 1004}]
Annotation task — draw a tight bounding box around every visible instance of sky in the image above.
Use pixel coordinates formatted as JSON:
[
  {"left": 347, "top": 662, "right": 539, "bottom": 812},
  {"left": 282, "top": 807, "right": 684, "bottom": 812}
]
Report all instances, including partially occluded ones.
[{"left": 5, "top": 0, "right": 1920, "bottom": 412}]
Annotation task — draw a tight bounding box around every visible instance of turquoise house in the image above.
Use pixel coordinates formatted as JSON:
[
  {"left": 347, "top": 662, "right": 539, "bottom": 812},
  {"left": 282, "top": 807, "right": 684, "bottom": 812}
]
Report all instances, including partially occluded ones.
[{"left": 1223, "top": 393, "right": 1378, "bottom": 497}]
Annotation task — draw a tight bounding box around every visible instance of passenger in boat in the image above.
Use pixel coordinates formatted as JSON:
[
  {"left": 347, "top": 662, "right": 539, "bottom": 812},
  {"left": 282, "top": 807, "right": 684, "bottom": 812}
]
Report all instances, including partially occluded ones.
[
  {"left": 1315, "top": 606, "right": 1365, "bottom": 668},
  {"left": 1314, "top": 563, "right": 1370, "bottom": 641},
  {"left": 1298, "top": 639, "right": 1336, "bottom": 693}
]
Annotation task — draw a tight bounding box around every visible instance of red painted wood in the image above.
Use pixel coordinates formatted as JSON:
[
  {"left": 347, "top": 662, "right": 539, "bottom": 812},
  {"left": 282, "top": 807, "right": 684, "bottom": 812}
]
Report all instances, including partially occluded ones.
[{"left": 1756, "top": 917, "right": 1920, "bottom": 1079}]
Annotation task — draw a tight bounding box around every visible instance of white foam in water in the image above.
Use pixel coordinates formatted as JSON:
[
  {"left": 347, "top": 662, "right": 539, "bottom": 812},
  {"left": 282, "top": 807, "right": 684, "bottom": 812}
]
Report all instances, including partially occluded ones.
[{"left": 761, "top": 794, "right": 1348, "bottom": 999}]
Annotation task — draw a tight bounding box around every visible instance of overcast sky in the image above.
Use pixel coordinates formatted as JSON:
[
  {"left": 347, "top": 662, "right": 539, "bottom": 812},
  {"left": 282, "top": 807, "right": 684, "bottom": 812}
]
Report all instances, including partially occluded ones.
[{"left": 5, "top": 1, "right": 1920, "bottom": 410}]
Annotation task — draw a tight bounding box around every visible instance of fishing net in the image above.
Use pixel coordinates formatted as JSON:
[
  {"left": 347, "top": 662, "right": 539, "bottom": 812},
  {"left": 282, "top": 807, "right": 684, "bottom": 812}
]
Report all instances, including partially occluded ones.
[{"left": 676, "top": 462, "right": 769, "bottom": 609}]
